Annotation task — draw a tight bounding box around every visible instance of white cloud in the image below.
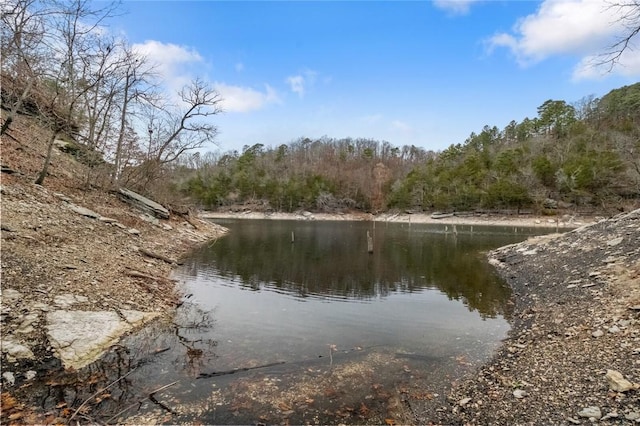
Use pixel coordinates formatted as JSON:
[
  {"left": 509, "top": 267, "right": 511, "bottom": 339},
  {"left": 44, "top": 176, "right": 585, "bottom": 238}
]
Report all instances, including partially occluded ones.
[
  {"left": 391, "top": 120, "right": 412, "bottom": 134},
  {"left": 433, "top": 0, "right": 481, "bottom": 15},
  {"left": 133, "top": 40, "right": 203, "bottom": 80},
  {"left": 214, "top": 83, "right": 280, "bottom": 113},
  {"left": 286, "top": 75, "right": 306, "bottom": 97},
  {"left": 486, "top": 0, "right": 640, "bottom": 79},
  {"left": 286, "top": 69, "right": 319, "bottom": 98},
  {"left": 132, "top": 40, "right": 279, "bottom": 113}
]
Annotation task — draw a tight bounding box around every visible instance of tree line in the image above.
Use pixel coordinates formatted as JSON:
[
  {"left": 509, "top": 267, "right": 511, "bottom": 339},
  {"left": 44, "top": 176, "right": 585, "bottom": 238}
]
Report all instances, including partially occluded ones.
[{"left": 179, "top": 83, "right": 639, "bottom": 215}]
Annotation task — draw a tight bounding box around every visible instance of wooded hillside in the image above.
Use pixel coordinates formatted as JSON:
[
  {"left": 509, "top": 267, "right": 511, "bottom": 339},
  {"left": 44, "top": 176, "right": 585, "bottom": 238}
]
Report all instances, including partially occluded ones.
[{"left": 180, "top": 83, "right": 640, "bottom": 215}]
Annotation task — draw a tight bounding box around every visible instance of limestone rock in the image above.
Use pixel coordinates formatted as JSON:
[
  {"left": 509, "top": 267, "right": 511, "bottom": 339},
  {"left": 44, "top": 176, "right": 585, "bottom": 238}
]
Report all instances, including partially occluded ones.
[
  {"left": 578, "top": 406, "right": 602, "bottom": 420},
  {"left": 1, "top": 339, "right": 35, "bottom": 360},
  {"left": 606, "top": 369, "right": 637, "bottom": 392},
  {"left": 118, "top": 188, "right": 169, "bottom": 220},
  {"left": 68, "top": 203, "right": 100, "bottom": 219},
  {"left": 54, "top": 294, "right": 88, "bottom": 308},
  {"left": 46, "top": 310, "right": 159, "bottom": 370}
]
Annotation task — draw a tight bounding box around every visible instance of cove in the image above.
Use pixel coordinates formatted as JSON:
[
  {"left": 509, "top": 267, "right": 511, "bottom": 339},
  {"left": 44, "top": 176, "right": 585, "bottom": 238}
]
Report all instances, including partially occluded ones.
[
  {"left": 114, "top": 220, "right": 548, "bottom": 424},
  {"left": 21, "top": 220, "right": 558, "bottom": 425}
]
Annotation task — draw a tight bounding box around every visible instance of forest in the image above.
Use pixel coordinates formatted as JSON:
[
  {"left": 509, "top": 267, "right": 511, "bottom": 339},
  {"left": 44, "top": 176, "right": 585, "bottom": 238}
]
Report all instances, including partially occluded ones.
[
  {"left": 180, "top": 84, "right": 640, "bottom": 215},
  {"left": 2, "top": 0, "right": 639, "bottom": 216}
]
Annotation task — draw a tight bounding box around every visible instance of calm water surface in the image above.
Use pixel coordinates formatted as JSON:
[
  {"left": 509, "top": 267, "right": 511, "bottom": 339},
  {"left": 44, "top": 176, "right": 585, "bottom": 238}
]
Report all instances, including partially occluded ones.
[{"left": 41, "top": 220, "right": 556, "bottom": 424}]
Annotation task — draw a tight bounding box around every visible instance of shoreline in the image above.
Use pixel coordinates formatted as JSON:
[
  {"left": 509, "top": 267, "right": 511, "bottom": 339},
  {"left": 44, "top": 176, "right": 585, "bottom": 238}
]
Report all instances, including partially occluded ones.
[
  {"left": 201, "top": 210, "right": 597, "bottom": 229},
  {"left": 420, "top": 209, "right": 640, "bottom": 424}
]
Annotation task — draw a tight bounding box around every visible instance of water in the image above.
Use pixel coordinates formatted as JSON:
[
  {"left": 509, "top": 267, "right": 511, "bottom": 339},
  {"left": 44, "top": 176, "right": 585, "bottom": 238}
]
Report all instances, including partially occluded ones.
[{"left": 27, "top": 220, "right": 557, "bottom": 424}]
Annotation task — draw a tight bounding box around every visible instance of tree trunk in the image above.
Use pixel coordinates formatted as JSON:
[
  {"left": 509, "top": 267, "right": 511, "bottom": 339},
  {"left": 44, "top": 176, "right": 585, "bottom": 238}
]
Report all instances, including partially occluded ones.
[
  {"left": 0, "top": 79, "right": 34, "bottom": 136},
  {"left": 35, "top": 129, "right": 59, "bottom": 185}
]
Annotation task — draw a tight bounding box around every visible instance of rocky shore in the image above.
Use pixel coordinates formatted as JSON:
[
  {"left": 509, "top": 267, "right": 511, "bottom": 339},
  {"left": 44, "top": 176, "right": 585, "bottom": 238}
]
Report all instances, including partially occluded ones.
[
  {"left": 0, "top": 173, "right": 226, "bottom": 424},
  {"left": 419, "top": 209, "right": 640, "bottom": 425}
]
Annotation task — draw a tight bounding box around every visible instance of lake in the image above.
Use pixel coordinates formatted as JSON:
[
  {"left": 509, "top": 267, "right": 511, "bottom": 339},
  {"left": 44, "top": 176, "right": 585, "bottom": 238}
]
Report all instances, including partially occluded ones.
[{"left": 48, "top": 220, "right": 554, "bottom": 424}]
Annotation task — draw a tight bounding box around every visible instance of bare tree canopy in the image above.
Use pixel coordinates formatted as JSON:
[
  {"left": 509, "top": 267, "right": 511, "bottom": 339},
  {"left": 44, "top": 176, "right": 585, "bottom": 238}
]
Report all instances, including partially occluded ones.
[{"left": 601, "top": 0, "right": 640, "bottom": 70}]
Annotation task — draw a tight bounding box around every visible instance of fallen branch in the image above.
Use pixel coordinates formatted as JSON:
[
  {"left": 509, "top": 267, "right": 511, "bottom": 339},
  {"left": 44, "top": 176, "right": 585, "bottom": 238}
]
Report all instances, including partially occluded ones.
[
  {"left": 68, "top": 368, "right": 137, "bottom": 423},
  {"left": 197, "top": 361, "right": 285, "bottom": 379},
  {"left": 139, "top": 248, "right": 176, "bottom": 265},
  {"left": 124, "top": 268, "right": 173, "bottom": 283}
]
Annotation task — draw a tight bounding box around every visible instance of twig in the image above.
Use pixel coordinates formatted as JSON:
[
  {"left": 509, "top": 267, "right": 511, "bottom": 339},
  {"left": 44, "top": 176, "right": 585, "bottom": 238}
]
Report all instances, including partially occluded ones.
[
  {"left": 148, "top": 381, "right": 179, "bottom": 415},
  {"left": 104, "top": 381, "right": 177, "bottom": 424},
  {"left": 68, "top": 368, "right": 137, "bottom": 423}
]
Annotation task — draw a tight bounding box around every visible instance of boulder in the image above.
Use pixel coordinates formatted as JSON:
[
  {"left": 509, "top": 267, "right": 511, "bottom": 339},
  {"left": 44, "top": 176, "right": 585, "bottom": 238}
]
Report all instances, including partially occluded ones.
[{"left": 117, "top": 188, "right": 170, "bottom": 220}]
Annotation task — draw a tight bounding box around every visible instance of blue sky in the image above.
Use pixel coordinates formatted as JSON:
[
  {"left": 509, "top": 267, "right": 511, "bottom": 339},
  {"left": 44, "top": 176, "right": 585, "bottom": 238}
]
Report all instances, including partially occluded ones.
[{"left": 109, "top": 0, "right": 640, "bottom": 154}]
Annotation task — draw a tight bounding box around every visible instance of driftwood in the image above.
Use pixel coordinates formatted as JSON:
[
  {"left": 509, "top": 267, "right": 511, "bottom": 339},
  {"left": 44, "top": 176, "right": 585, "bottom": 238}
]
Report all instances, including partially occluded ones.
[
  {"left": 139, "top": 248, "right": 176, "bottom": 265},
  {"left": 125, "top": 268, "right": 175, "bottom": 284}
]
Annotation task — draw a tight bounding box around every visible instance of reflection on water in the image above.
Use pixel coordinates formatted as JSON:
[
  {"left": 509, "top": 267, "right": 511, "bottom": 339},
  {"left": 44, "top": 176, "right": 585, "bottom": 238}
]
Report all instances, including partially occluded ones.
[
  {"left": 20, "top": 220, "right": 556, "bottom": 425},
  {"left": 180, "top": 220, "right": 525, "bottom": 317}
]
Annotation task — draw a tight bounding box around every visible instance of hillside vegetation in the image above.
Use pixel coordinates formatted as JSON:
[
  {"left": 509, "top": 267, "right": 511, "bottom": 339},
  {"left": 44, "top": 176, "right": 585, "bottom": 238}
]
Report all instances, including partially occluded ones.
[{"left": 180, "top": 84, "right": 640, "bottom": 215}]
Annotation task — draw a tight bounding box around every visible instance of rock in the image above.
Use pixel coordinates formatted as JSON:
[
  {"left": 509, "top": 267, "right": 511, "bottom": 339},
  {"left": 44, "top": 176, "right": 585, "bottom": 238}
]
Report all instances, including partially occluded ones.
[
  {"left": 46, "top": 309, "right": 159, "bottom": 370},
  {"left": 513, "top": 389, "right": 527, "bottom": 399},
  {"left": 608, "top": 325, "right": 621, "bottom": 334},
  {"left": 54, "top": 192, "right": 72, "bottom": 202},
  {"left": 2, "top": 372, "right": 15, "bottom": 386},
  {"left": 1, "top": 223, "right": 16, "bottom": 232},
  {"left": 16, "top": 313, "right": 39, "bottom": 334},
  {"left": 118, "top": 188, "right": 169, "bottom": 220},
  {"left": 162, "top": 223, "right": 173, "bottom": 231},
  {"left": 98, "top": 216, "right": 118, "bottom": 223},
  {"left": 606, "top": 236, "right": 623, "bottom": 246},
  {"left": 1, "top": 339, "right": 35, "bottom": 360},
  {"left": 578, "top": 406, "right": 602, "bottom": 420},
  {"left": 140, "top": 214, "right": 160, "bottom": 225},
  {"left": 127, "top": 228, "right": 140, "bottom": 235},
  {"left": 68, "top": 203, "right": 100, "bottom": 219},
  {"left": 458, "top": 397, "right": 471, "bottom": 406},
  {"left": 25, "top": 370, "right": 37, "bottom": 380},
  {"left": 591, "top": 329, "right": 604, "bottom": 338},
  {"left": 2, "top": 288, "right": 22, "bottom": 303},
  {"left": 54, "top": 294, "right": 89, "bottom": 308},
  {"left": 625, "top": 411, "right": 640, "bottom": 421},
  {"left": 605, "top": 369, "right": 637, "bottom": 392}
]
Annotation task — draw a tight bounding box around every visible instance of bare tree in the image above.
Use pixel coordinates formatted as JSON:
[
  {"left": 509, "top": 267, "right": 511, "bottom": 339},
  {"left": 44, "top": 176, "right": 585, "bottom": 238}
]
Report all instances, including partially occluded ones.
[
  {"left": 34, "top": 0, "right": 120, "bottom": 185},
  {"left": 0, "top": 0, "right": 50, "bottom": 135},
  {"left": 111, "top": 45, "right": 157, "bottom": 184},
  {"left": 601, "top": 1, "right": 640, "bottom": 70}
]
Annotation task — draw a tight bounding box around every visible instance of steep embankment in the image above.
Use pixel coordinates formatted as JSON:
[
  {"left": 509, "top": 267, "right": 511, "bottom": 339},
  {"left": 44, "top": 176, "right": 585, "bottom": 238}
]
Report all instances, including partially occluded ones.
[
  {"left": 422, "top": 210, "right": 640, "bottom": 425},
  {"left": 1, "top": 114, "right": 226, "bottom": 423}
]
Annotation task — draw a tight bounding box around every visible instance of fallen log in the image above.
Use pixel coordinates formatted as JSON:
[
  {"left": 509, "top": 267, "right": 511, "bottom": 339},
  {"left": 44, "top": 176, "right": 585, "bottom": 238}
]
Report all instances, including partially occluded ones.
[{"left": 139, "top": 248, "right": 176, "bottom": 265}]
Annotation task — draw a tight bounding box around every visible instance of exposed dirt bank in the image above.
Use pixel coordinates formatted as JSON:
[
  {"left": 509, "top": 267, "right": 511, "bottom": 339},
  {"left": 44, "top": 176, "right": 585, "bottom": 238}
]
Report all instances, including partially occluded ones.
[{"left": 202, "top": 209, "right": 597, "bottom": 229}]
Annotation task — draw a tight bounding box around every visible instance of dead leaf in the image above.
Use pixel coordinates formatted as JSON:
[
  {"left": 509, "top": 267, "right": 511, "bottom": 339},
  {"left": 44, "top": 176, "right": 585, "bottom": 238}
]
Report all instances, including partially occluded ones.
[
  {"left": 385, "top": 418, "right": 396, "bottom": 425},
  {"left": 278, "top": 402, "right": 292, "bottom": 411},
  {"left": 9, "top": 412, "right": 24, "bottom": 420},
  {"left": 359, "top": 402, "right": 370, "bottom": 416}
]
